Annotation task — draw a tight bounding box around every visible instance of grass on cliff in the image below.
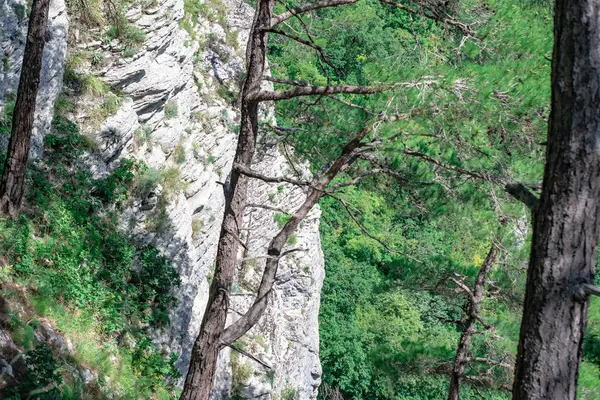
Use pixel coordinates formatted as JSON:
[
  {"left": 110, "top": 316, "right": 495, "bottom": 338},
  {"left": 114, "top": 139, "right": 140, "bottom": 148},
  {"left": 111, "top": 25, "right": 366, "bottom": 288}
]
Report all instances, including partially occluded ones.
[{"left": 0, "top": 109, "right": 181, "bottom": 399}]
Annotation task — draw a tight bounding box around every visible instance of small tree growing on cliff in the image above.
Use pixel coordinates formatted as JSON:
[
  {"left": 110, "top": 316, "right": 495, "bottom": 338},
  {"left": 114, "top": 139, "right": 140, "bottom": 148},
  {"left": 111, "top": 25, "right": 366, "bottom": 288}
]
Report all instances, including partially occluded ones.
[
  {"left": 179, "top": 1, "right": 479, "bottom": 398},
  {"left": 0, "top": 0, "right": 51, "bottom": 217}
]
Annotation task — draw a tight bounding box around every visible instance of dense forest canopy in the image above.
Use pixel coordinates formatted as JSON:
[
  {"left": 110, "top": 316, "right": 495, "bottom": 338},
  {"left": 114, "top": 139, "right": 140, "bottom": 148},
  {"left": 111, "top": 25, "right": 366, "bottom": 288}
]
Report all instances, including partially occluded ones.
[{"left": 266, "top": 0, "right": 600, "bottom": 398}]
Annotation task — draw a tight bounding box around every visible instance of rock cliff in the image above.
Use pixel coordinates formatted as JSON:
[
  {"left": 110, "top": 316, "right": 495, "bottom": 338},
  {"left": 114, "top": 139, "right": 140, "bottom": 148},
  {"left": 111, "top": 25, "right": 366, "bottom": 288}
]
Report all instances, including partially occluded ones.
[{"left": 0, "top": 0, "right": 324, "bottom": 398}]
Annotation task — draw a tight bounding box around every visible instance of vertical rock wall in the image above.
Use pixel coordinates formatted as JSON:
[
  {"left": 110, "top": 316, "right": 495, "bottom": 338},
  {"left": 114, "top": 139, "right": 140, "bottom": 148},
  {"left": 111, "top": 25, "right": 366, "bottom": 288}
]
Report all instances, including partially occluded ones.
[{"left": 0, "top": 0, "right": 324, "bottom": 398}]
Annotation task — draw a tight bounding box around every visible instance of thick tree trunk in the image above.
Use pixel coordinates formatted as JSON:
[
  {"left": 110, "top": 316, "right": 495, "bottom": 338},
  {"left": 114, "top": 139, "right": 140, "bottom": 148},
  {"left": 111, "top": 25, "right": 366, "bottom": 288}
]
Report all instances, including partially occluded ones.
[
  {"left": 179, "top": 0, "right": 275, "bottom": 398},
  {"left": 0, "top": 0, "right": 51, "bottom": 218},
  {"left": 448, "top": 240, "right": 498, "bottom": 400},
  {"left": 512, "top": 0, "right": 600, "bottom": 398}
]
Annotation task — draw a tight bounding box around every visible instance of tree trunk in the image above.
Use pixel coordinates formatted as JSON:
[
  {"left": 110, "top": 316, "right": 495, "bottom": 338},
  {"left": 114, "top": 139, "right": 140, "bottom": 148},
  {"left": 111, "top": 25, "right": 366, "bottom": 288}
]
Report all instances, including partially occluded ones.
[
  {"left": 0, "top": 0, "right": 51, "bottom": 218},
  {"left": 512, "top": 0, "right": 600, "bottom": 398},
  {"left": 179, "top": 0, "right": 275, "bottom": 398},
  {"left": 448, "top": 240, "right": 498, "bottom": 400}
]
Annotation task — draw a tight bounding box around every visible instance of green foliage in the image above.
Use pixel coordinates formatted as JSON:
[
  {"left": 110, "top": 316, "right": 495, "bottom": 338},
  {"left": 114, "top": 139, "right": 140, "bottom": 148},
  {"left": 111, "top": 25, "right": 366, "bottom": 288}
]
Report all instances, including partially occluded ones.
[
  {"left": 174, "top": 142, "right": 186, "bottom": 164},
  {"left": 131, "top": 336, "right": 181, "bottom": 390},
  {"left": 273, "top": 212, "right": 291, "bottom": 229},
  {"left": 164, "top": 100, "right": 179, "bottom": 119},
  {"left": 4, "top": 344, "right": 62, "bottom": 400},
  {"left": 266, "top": 0, "right": 554, "bottom": 398},
  {"left": 11, "top": 3, "right": 26, "bottom": 21},
  {"left": 0, "top": 115, "right": 181, "bottom": 397},
  {"left": 281, "top": 387, "right": 298, "bottom": 400},
  {"left": 0, "top": 99, "right": 15, "bottom": 136}
]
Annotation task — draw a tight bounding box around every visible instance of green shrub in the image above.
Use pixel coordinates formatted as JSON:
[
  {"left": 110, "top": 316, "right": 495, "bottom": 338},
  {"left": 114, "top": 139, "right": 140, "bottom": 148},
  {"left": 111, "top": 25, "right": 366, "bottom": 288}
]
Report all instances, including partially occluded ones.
[
  {"left": 0, "top": 99, "right": 15, "bottom": 136},
  {"left": 0, "top": 115, "right": 181, "bottom": 397},
  {"left": 164, "top": 100, "right": 179, "bottom": 119},
  {"left": 274, "top": 213, "right": 291, "bottom": 229},
  {"left": 174, "top": 142, "right": 186, "bottom": 164},
  {"left": 131, "top": 336, "right": 181, "bottom": 389},
  {"left": 281, "top": 387, "right": 298, "bottom": 400}
]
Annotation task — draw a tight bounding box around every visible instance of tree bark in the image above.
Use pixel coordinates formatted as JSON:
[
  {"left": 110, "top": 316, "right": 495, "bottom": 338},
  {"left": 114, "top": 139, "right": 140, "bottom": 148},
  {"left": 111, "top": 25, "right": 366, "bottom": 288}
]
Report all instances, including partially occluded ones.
[
  {"left": 179, "top": 0, "right": 275, "bottom": 398},
  {"left": 448, "top": 240, "right": 498, "bottom": 400},
  {"left": 512, "top": 0, "right": 600, "bottom": 398},
  {"left": 0, "top": 0, "right": 51, "bottom": 218},
  {"left": 222, "top": 126, "right": 372, "bottom": 345}
]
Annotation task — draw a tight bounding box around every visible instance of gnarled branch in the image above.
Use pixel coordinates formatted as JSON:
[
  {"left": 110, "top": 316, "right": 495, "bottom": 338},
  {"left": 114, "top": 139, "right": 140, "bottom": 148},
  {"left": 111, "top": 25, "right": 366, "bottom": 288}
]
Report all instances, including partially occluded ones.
[
  {"left": 270, "top": 0, "right": 359, "bottom": 27},
  {"left": 255, "top": 84, "right": 383, "bottom": 102}
]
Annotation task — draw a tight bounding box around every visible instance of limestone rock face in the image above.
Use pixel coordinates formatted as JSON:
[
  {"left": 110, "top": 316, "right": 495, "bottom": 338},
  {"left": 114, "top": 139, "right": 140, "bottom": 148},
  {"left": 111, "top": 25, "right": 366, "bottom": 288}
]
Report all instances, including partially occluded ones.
[
  {"left": 0, "top": 0, "right": 68, "bottom": 158},
  {"left": 0, "top": 0, "right": 324, "bottom": 398}
]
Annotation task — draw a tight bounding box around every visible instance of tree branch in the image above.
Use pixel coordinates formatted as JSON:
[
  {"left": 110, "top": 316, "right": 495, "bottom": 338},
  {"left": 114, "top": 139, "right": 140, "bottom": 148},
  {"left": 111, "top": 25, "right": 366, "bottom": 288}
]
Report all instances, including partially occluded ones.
[
  {"left": 247, "top": 202, "right": 294, "bottom": 215},
  {"left": 270, "top": 0, "right": 359, "bottom": 27},
  {"left": 266, "top": 28, "right": 334, "bottom": 68},
  {"left": 255, "top": 84, "right": 383, "bottom": 102},
  {"left": 400, "top": 148, "right": 490, "bottom": 181},
  {"left": 234, "top": 163, "right": 311, "bottom": 187},
  {"left": 467, "top": 357, "right": 514, "bottom": 370},
  {"left": 504, "top": 182, "right": 538, "bottom": 211},
  {"left": 226, "top": 343, "right": 273, "bottom": 370},
  {"left": 378, "top": 0, "right": 476, "bottom": 37},
  {"left": 221, "top": 125, "right": 374, "bottom": 344}
]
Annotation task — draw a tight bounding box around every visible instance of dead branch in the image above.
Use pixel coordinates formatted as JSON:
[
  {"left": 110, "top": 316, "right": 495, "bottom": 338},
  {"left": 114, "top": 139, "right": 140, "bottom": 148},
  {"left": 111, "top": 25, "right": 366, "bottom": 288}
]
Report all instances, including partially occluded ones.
[
  {"left": 401, "top": 148, "right": 491, "bottom": 181},
  {"left": 467, "top": 357, "right": 514, "bottom": 370},
  {"left": 226, "top": 343, "right": 273, "bottom": 370},
  {"left": 270, "top": 0, "right": 359, "bottom": 27},
  {"left": 247, "top": 202, "right": 294, "bottom": 215},
  {"left": 255, "top": 84, "right": 383, "bottom": 102},
  {"left": 379, "top": 0, "right": 476, "bottom": 37},
  {"left": 448, "top": 234, "right": 500, "bottom": 400},
  {"left": 234, "top": 163, "right": 311, "bottom": 187},
  {"left": 267, "top": 28, "right": 332, "bottom": 65}
]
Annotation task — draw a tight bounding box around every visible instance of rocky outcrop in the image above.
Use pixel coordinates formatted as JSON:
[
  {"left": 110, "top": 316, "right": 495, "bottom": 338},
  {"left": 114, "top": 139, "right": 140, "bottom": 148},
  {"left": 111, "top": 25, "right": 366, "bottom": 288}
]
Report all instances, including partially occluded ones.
[
  {"left": 0, "top": 0, "right": 68, "bottom": 158},
  {"left": 0, "top": 0, "right": 324, "bottom": 398}
]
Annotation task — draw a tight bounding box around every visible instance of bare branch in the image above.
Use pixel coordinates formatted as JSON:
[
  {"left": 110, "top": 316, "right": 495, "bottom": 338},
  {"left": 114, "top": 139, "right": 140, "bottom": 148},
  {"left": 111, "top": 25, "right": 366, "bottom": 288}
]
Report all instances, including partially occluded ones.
[
  {"left": 226, "top": 343, "right": 273, "bottom": 370},
  {"left": 328, "top": 193, "right": 423, "bottom": 263},
  {"left": 221, "top": 125, "right": 375, "bottom": 344},
  {"left": 247, "top": 202, "right": 294, "bottom": 215},
  {"left": 379, "top": 0, "right": 476, "bottom": 37},
  {"left": 234, "top": 163, "right": 311, "bottom": 187},
  {"left": 401, "top": 148, "right": 491, "bottom": 181},
  {"left": 449, "top": 277, "right": 475, "bottom": 301},
  {"left": 267, "top": 28, "right": 332, "bottom": 64},
  {"left": 467, "top": 357, "right": 514, "bottom": 370},
  {"left": 504, "top": 182, "right": 538, "bottom": 211},
  {"left": 264, "top": 76, "right": 309, "bottom": 86},
  {"left": 270, "top": 0, "right": 359, "bottom": 27},
  {"left": 255, "top": 84, "right": 383, "bottom": 102}
]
